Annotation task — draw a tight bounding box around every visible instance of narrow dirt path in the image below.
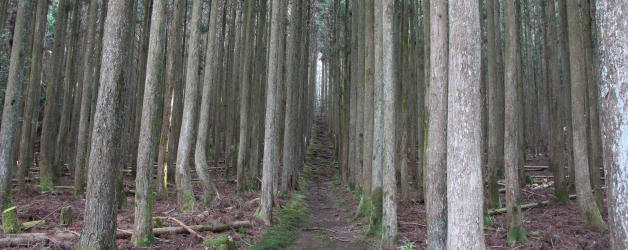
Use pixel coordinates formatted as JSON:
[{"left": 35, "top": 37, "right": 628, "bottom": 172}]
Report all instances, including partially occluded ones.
[{"left": 289, "top": 112, "right": 367, "bottom": 250}]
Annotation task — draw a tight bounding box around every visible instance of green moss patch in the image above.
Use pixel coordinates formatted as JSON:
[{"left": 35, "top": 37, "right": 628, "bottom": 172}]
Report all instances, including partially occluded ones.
[{"left": 253, "top": 193, "right": 310, "bottom": 250}]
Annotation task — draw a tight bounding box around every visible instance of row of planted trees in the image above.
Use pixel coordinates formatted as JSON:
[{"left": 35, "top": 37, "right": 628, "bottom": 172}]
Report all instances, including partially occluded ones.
[
  {"left": 318, "top": 0, "right": 626, "bottom": 248},
  {"left": 0, "top": 0, "right": 625, "bottom": 249},
  {"left": 0, "top": 0, "right": 317, "bottom": 247}
]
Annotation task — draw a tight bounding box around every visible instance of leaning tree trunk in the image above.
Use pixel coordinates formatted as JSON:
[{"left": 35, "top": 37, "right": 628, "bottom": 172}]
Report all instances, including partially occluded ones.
[
  {"left": 76, "top": 0, "right": 133, "bottom": 248},
  {"left": 446, "top": 0, "right": 485, "bottom": 249},
  {"left": 132, "top": 0, "right": 167, "bottom": 246},
  {"left": 595, "top": 1, "right": 627, "bottom": 248},
  {"left": 257, "top": 0, "right": 284, "bottom": 226},
  {"left": 425, "top": 0, "right": 448, "bottom": 248},
  {"left": 0, "top": 0, "right": 31, "bottom": 208},
  {"left": 174, "top": 0, "right": 203, "bottom": 213},
  {"left": 194, "top": 0, "right": 222, "bottom": 205},
  {"left": 504, "top": 0, "right": 527, "bottom": 245},
  {"left": 566, "top": 0, "right": 606, "bottom": 230}
]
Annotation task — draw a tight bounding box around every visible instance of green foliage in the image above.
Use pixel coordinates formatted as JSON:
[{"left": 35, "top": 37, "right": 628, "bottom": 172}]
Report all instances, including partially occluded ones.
[
  {"left": 253, "top": 193, "right": 310, "bottom": 250},
  {"left": 368, "top": 187, "right": 383, "bottom": 236},
  {"left": 399, "top": 238, "right": 416, "bottom": 250},
  {"left": 2, "top": 206, "right": 19, "bottom": 234},
  {"left": 204, "top": 234, "right": 236, "bottom": 249},
  {"left": 507, "top": 226, "right": 528, "bottom": 246}
]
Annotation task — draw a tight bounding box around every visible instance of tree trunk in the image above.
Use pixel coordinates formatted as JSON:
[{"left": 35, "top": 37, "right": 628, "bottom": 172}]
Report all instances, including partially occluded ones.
[
  {"left": 236, "top": 0, "right": 255, "bottom": 191},
  {"left": 194, "top": 0, "right": 222, "bottom": 205},
  {"left": 258, "top": 0, "right": 284, "bottom": 226},
  {"left": 0, "top": 0, "right": 31, "bottom": 208},
  {"left": 425, "top": 0, "right": 448, "bottom": 248},
  {"left": 73, "top": 0, "right": 102, "bottom": 197},
  {"left": 557, "top": 0, "right": 575, "bottom": 191},
  {"left": 39, "top": 0, "right": 69, "bottom": 191},
  {"left": 595, "top": 1, "right": 627, "bottom": 247},
  {"left": 381, "top": 0, "right": 397, "bottom": 245},
  {"left": 175, "top": 0, "right": 204, "bottom": 212},
  {"left": 486, "top": 0, "right": 504, "bottom": 209},
  {"left": 446, "top": 0, "right": 485, "bottom": 248},
  {"left": 504, "top": 0, "right": 527, "bottom": 245},
  {"left": 566, "top": 0, "right": 606, "bottom": 230},
  {"left": 77, "top": 0, "right": 133, "bottom": 247},
  {"left": 358, "top": 0, "right": 374, "bottom": 216},
  {"left": 165, "top": 0, "right": 186, "bottom": 189},
  {"left": 542, "top": 0, "right": 569, "bottom": 202},
  {"left": 132, "top": 0, "right": 167, "bottom": 246}
]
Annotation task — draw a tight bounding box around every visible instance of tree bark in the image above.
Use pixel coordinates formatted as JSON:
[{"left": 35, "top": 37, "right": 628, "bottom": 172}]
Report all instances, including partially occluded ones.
[
  {"left": 194, "top": 0, "right": 222, "bottom": 205},
  {"left": 504, "top": 0, "right": 527, "bottom": 245},
  {"left": 236, "top": 0, "right": 255, "bottom": 191},
  {"left": 566, "top": 0, "right": 606, "bottom": 230},
  {"left": 77, "top": 0, "right": 134, "bottom": 248},
  {"left": 595, "top": 1, "right": 627, "bottom": 248},
  {"left": 0, "top": 0, "right": 31, "bottom": 208},
  {"left": 425, "top": 0, "right": 448, "bottom": 248},
  {"left": 39, "top": 0, "right": 69, "bottom": 191},
  {"left": 258, "top": 0, "right": 284, "bottom": 226},
  {"left": 446, "top": 0, "right": 485, "bottom": 248},
  {"left": 175, "top": 0, "right": 204, "bottom": 212},
  {"left": 132, "top": 0, "right": 167, "bottom": 246}
]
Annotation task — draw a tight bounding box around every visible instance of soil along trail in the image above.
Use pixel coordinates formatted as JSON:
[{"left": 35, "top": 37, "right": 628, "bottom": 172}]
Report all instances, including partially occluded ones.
[{"left": 290, "top": 112, "right": 367, "bottom": 250}]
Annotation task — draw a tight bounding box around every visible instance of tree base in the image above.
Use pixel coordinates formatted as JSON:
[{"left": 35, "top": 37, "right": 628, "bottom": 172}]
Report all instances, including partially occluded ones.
[
  {"left": 507, "top": 226, "right": 528, "bottom": 246},
  {"left": 355, "top": 195, "right": 371, "bottom": 218},
  {"left": 583, "top": 208, "right": 607, "bottom": 230}
]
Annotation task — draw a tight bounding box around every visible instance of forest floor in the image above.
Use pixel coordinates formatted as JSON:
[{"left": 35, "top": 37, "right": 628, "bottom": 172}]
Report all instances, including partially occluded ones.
[
  {"left": 288, "top": 113, "right": 368, "bottom": 250},
  {"left": 0, "top": 112, "right": 613, "bottom": 249}
]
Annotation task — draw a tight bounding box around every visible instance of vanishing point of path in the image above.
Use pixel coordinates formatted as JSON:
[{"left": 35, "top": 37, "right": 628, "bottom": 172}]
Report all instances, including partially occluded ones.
[{"left": 289, "top": 112, "right": 367, "bottom": 250}]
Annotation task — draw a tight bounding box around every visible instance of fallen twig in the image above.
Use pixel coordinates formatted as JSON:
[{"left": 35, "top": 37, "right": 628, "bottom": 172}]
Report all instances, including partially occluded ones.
[
  {"left": 164, "top": 217, "right": 205, "bottom": 240},
  {"left": 488, "top": 195, "right": 576, "bottom": 215}
]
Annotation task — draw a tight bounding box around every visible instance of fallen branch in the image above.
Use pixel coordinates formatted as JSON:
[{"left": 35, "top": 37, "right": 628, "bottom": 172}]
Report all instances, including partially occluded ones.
[
  {"left": 488, "top": 195, "right": 576, "bottom": 215},
  {"left": 303, "top": 227, "right": 337, "bottom": 233},
  {"left": 0, "top": 221, "right": 252, "bottom": 247},
  {"left": 162, "top": 217, "right": 204, "bottom": 240}
]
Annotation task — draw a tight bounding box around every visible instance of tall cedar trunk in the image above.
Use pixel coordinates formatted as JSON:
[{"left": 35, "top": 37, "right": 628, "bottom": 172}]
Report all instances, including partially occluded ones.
[
  {"left": 55, "top": 0, "right": 80, "bottom": 171},
  {"left": 359, "top": 0, "right": 374, "bottom": 214},
  {"left": 425, "top": 0, "right": 448, "bottom": 248},
  {"left": 33, "top": 0, "right": 51, "bottom": 187},
  {"left": 446, "top": 0, "right": 485, "bottom": 248},
  {"left": 132, "top": 0, "right": 166, "bottom": 245},
  {"left": 542, "top": 0, "right": 569, "bottom": 202},
  {"left": 258, "top": 0, "right": 284, "bottom": 226},
  {"left": 486, "top": 0, "right": 504, "bottom": 209},
  {"left": 566, "top": 0, "right": 606, "bottom": 230},
  {"left": 381, "top": 0, "right": 397, "bottom": 245},
  {"left": 399, "top": 0, "right": 409, "bottom": 202},
  {"left": 557, "top": 0, "right": 575, "bottom": 191},
  {"left": 281, "top": 0, "right": 302, "bottom": 192},
  {"left": 76, "top": 0, "right": 133, "bottom": 247},
  {"left": 236, "top": 0, "right": 255, "bottom": 191},
  {"left": 0, "top": 0, "right": 30, "bottom": 208},
  {"left": 347, "top": 0, "right": 358, "bottom": 187},
  {"left": 73, "top": 0, "right": 101, "bottom": 197},
  {"left": 39, "top": 0, "right": 68, "bottom": 191},
  {"left": 175, "top": 0, "right": 203, "bottom": 212},
  {"left": 581, "top": 0, "right": 603, "bottom": 208},
  {"left": 355, "top": 0, "right": 365, "bottom": 193},
  {"left": 194, "top": 0, "right": 222, "bottom": 205},
  {"left": 369, "top": 0, "right": 384, "bottom": 236},
  {"left": 504, "top": 0, "right": 527, "bottom": 245},
  {"left": 165, "top": 0, "right": 186, "bottom": 188},
  {"left": 15, "top": 0, "right": 45, "bottom": 193},
  {"left": 595, "top": 1, "right": 627, "bottom": 247},
  {"left": 414, "top": 0, "right": 425, "bottom": 197}
]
